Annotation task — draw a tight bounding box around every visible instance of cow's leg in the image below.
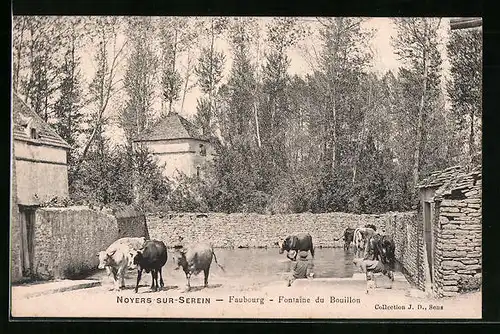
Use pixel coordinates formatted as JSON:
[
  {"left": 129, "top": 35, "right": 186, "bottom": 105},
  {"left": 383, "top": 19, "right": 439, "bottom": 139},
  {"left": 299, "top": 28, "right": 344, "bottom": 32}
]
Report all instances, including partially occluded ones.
[
  {"left": 366, "top": 272, "right": 376, "bottom": 294},
  {"left": 203, "top": 268, "right": 210, "bottom": 287},
  {"left": 185, "top": 272, "right": 192, "bottom": 292},
  {"left": 150, "top": 271, "right": 155, "bottom": 290},
  {"left": 135, "top": 269, "right": 143, "bottom": 293},
  {"left": 109, "top": 268, "right": 118, "bottom": 291},
  {"left": 117, "top": 266, "right": 126, "bottom": 290},
  {"left": 151, "top": 270, "right": 158, "bottom": 292},
  {"left": 159, "top": 268, "right": 164, "bottom": 289},
  {"left": 120, "top": 274, "right": 126, "bottom": 289}
]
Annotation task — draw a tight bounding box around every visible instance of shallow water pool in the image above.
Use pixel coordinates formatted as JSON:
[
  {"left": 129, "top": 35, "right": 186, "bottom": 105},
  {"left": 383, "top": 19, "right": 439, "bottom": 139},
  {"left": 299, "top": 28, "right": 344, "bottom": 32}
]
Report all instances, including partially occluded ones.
[{"left": 206, "top": 248, "right": 358, "bottom": 280}]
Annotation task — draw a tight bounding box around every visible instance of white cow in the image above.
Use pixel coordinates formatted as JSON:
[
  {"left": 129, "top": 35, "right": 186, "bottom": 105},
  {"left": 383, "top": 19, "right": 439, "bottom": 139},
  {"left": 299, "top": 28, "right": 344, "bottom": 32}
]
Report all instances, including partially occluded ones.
[{"left": 97, "top": 237, "right": 147, "bottom": 290}]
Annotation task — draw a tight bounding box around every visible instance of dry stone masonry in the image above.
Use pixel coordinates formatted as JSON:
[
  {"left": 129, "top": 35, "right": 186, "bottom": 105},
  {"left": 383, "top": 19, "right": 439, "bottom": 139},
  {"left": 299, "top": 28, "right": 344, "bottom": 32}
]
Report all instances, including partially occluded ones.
[
  {"left": 32, "top": 206, "right": 119, "bottom": 280},
  {"left": 419, "top": 165, "right": 482, "bottom": 297}
]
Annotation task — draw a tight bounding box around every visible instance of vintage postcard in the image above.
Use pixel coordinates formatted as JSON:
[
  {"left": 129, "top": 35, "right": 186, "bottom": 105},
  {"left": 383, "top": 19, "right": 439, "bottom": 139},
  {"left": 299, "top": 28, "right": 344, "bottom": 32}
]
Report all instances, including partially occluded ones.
[{"left": 10, "top": 16, "right": 482, "bottom": 319}]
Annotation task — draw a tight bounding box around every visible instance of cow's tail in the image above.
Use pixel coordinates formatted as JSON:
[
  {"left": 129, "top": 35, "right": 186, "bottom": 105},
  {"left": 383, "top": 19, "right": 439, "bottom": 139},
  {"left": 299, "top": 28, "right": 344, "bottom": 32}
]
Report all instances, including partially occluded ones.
[
  {"left": 212, "top": 250, "right": 225, "bottom": 272},
  {"left": 309, "top": 235, "right": 315, "bottom": 258}
]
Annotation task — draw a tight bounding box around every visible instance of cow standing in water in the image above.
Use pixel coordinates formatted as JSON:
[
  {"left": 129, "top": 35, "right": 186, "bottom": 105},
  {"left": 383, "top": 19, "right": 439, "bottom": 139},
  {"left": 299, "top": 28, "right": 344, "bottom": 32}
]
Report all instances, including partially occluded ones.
[
  {"left": 334, "top": 227, "right": 356, "bottom": 250},
  {"left": 173, "top": 242, "right": 225, "bottom": 292},
  {"left": 276, "top": 233, "right": 315, "bottom": 261},
  {"left": 365, "top": 233, "right": 396, "bottom": 269},
  {"left": 353, "top": 227, "right": 376, "bottom": 258},
  {"left": 128, "top": 240, "right": 168, "bottom": 293}
]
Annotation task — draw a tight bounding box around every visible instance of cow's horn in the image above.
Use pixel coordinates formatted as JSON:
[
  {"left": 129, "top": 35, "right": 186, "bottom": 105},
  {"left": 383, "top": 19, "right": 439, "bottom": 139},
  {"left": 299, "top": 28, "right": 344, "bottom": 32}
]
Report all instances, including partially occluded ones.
[{"left": 107, "top": 249, "right": 116, "bottom": 257}]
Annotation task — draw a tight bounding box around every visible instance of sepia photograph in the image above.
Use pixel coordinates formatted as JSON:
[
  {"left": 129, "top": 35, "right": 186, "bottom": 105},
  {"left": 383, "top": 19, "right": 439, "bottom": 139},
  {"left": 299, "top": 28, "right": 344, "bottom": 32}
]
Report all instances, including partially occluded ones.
[{"left": 10, "top": 16, "right": 482, "bottom": 319}]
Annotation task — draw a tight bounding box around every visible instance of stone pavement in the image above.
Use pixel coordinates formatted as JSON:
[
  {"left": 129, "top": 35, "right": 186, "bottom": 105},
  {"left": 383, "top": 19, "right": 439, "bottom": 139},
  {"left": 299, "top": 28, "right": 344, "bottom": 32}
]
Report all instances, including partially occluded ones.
[{"left": 11, "top": 279, "right": 101, "bottom": 300}]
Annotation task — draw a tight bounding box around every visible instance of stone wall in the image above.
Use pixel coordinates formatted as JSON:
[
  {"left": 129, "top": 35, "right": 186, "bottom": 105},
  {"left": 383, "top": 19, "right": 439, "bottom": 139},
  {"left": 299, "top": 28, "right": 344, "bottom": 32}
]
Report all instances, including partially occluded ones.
[
  {"left": 433, "top": 178, "right": 482, "bottom": 297},
  {"left": 147, "top": 211, "right": 419, "bottom": 284},
  {"left": 147, "top": 212, "right": 398, "bottom": 248},
  {"left": 32, "top": 206, "right": 119, "bottom": 280},
  {"left": 115, "top": 207, "right": 150, "bottom": 239},
  {"left": 384, "top": 212, "right": 425, "bottom": 290}
]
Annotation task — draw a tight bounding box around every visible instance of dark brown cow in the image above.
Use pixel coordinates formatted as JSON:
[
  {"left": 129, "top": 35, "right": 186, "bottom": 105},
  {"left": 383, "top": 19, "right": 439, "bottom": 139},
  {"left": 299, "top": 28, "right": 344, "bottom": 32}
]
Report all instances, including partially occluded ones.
[
  {"left": 128, "top": 240, "right": 168, "bottom": 293},
  {"left": 276, "top": 233, "right": 315, "bottom": 260},
  {"left": 334, "top": 227, "right": 356, "bottom": 250}
]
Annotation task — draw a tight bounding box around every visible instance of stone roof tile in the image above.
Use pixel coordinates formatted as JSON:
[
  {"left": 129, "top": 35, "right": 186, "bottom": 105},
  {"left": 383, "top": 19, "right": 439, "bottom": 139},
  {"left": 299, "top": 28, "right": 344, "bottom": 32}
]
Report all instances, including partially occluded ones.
[{"left": 133, "top": 112, "right": 207, "bottom": 142}]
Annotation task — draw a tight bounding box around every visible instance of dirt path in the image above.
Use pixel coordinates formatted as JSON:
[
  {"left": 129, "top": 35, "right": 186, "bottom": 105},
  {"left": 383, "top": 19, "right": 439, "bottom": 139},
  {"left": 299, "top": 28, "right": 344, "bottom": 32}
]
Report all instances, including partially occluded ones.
[{"left": 11, "top": 269, "right": 481, "bottom": 319}]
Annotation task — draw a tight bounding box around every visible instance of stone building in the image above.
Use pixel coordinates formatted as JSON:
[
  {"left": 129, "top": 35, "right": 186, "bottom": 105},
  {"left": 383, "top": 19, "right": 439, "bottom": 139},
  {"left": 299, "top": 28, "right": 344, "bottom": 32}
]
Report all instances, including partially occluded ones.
[
  {"left": 133, "top": 112, "right": 216, "bottom": 180},
  {"left": 417, "top": 165, "right": 482, "bottom": 297},
  {"left": 11, "top": 94, "right": 71, "bottom": 282}
]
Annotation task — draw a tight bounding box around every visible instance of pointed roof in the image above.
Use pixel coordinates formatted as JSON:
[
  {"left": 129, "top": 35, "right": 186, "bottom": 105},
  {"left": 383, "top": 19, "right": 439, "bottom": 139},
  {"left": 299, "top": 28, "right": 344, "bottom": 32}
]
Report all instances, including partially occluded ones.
[
  {"left": 133, "top": 112, "right": 208, "bottom": 142},
  {"left": 12, "top": 93, "right": 71, "bottom": 150}
]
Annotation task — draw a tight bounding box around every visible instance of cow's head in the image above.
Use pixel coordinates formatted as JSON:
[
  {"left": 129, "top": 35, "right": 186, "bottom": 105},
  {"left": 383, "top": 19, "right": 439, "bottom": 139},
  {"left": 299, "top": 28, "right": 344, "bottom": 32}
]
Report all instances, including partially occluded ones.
[
  {"left": 128, "top": 249, "right": 143, "bottom": 269},
  {"left": 172, "top": 247, "right": 187, "bottom": 271},
  {"left": 97, "top": 249, "right": 116, "bottom": 269},
  {"left": 275, "top": 237, "right": 290, "bottom": 254}
]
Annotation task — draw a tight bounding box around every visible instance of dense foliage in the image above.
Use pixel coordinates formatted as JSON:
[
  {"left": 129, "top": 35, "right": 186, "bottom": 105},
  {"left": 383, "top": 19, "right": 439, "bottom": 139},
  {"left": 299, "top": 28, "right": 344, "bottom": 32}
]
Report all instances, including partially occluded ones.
[{"left": 12, "top": 17, "right": 481, "bottom": 213}]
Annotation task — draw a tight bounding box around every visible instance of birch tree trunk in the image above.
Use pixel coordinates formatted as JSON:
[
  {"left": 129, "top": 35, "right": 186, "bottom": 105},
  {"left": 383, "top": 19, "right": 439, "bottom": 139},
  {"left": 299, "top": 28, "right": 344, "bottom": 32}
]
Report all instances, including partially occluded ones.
[{"left": 412, "top": 48, "right": 428, "bottom": 186}]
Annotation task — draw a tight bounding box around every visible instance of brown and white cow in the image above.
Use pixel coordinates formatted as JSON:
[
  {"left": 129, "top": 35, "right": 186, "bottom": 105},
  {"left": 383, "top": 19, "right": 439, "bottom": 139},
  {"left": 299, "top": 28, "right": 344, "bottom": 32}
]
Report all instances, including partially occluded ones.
[
  {"left": 96, "top": 237, "right": 147, "bottom": 290},
  {"left": 353, "top": 227, "right": 376, "bottom": 258},
  {"left": 172, "top": 242, "right": 225, "bottom": 292}
]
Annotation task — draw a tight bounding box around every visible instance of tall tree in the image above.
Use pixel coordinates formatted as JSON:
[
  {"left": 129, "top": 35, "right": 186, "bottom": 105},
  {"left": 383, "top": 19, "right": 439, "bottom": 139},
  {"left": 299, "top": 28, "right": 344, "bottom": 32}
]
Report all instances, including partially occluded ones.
[
  {"left": 315, "top": 18, "right": 371, "bottom": 176},
  {"left": 157, "top": 17, "right": 200, "bottom": 115},
  {"left": 194, "top": 17, "right": 228, "bottom": 137},
  {"left": 223, "top": 17, "right": 259, "bottom": 149},
  {"left": 53, "top": 18, "right": 86, "bottom": 154},
  {"left": 74, "top": 17, "right": 127, "bottom": 176},
  {"left": 15, "top": 16, "right": 68, "bottom": 121},
  {"left": 261, "top": 17, "right": 305, "bottom": 176},
  {"left": 393, "top": 18, "right": 443, "bottom": 186},
  {"left": 121, "top": 17, "right": 159, "bottom": 146},
  {"left": 447, "top": 27, "right": 482, "bottom": 168}
]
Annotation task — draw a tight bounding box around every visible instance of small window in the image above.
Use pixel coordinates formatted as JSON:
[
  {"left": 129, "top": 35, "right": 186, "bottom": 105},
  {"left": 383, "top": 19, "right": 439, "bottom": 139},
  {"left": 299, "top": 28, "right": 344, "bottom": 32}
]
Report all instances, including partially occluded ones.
[
  {"left": 199, "top": 144, "right": 206, "bottom": 156},
  {"left": 196, "top": 166, "right": 201, "bottom": 177},
  {"left": 30, "top": 128, "right": 38, "bottom": 139}
]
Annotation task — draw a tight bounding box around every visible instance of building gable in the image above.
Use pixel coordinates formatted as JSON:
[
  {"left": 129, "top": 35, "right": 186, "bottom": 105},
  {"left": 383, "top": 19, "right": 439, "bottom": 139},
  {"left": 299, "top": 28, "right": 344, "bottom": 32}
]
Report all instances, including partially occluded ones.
[{"left": 12, "top": 94, "right": 71, "bottom": 150}]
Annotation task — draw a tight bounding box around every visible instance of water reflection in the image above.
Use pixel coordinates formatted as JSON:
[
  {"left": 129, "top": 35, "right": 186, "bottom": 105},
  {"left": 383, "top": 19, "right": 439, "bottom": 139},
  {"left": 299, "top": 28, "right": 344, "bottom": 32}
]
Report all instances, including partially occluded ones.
[{"left": 211, "top": 248, "right": 358, "bottom": 280}]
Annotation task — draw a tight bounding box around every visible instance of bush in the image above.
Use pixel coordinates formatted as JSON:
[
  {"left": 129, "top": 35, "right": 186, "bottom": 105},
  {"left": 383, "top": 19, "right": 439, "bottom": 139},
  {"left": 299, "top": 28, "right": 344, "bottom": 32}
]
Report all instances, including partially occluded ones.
[{"left": 458, "top": 275, "right": 481, "bottom": 293}]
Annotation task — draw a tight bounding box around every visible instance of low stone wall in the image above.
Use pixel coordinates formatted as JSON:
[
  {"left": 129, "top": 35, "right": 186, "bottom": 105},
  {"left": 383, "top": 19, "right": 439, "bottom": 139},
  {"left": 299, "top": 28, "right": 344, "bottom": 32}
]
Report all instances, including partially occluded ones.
[
  {"left": 32, "top": 206, "right": 119, "bottom": 280},
  {"left": 384, "top": 212, "right": 424, "bottom": 290},
  {"left": 147, "top": 212, "right": 406, "bottom": 248}
]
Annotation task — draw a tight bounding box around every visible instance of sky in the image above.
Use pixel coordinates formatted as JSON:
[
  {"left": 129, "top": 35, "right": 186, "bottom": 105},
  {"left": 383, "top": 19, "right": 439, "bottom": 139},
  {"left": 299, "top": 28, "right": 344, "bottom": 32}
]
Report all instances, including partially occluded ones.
[{"left": 76, "top": 17, "right": 452, "bottom": 144}]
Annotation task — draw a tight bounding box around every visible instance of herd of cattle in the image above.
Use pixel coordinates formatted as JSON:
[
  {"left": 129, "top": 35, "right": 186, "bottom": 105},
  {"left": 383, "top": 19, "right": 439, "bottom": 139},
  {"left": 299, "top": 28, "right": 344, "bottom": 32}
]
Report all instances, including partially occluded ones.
[
  {"left": 276, "top": 224, "right": 395, "bottom": 267},
  {"left": 97, "top": 237, "right": 224, "bottom": 293},
  {"left": 96, "top": 224, "right": 396, "bottom": 293}
]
